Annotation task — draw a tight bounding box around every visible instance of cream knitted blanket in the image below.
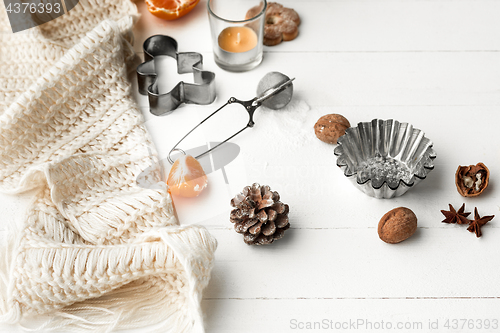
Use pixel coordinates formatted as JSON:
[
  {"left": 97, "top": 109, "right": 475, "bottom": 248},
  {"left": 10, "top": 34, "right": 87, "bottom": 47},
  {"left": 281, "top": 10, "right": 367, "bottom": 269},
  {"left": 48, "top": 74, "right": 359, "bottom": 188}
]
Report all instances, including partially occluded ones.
[{"left": 0, "top": 1, "right": 217, "bottom": 332}]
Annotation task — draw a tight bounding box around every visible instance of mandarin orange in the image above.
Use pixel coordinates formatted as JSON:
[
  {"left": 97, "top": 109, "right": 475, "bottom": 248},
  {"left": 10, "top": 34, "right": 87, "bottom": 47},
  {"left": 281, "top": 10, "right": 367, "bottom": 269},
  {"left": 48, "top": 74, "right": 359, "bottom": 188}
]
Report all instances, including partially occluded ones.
[
  {"left": 146, "top": 0, "right": 200, "bottom": 20},
  {"left": 167, "top": 154, "right": 208, "bottom": 197}
]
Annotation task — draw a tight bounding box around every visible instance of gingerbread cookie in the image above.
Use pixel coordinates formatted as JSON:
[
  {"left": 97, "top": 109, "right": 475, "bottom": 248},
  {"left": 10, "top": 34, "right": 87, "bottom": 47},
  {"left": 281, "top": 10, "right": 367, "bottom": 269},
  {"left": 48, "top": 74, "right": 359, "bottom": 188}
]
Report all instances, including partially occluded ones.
[{"left": 246, "top": 2, "right": 300, "bottom": 46}]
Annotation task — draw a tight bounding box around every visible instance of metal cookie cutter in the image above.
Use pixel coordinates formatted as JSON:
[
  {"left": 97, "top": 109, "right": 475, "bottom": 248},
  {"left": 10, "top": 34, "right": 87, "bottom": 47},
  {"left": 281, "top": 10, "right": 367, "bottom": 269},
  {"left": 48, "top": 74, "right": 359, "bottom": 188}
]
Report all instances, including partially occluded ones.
[{"left": 137, "top": 35, "right": 216, "bottom": 116}]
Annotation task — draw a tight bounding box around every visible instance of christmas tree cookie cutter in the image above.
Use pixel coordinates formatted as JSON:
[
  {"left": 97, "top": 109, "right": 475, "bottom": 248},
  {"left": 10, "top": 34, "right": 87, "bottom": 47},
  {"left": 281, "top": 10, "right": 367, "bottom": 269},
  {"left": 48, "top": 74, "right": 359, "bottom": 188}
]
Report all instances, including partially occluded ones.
[{"left": 137, "top": 35, "right": 216, "bottom": 116}]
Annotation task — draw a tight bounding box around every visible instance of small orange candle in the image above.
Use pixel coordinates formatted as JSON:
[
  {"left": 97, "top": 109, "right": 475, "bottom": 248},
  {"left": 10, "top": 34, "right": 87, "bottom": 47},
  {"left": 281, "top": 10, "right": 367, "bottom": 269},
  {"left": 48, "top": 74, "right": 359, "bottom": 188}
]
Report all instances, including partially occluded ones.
[{"left": 218, "top": 26, "right": 258, "bottom": 53}]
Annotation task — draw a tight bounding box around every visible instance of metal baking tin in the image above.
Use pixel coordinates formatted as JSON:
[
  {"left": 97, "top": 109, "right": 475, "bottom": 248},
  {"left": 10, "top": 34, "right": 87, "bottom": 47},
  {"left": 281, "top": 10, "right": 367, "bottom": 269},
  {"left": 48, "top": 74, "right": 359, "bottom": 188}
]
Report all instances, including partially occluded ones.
[
  {"left": 334, "top": 119, "right": 436, "bottom": 199},
  {"left": 137, "top": 35, "right": 216, "bottom": 116}
]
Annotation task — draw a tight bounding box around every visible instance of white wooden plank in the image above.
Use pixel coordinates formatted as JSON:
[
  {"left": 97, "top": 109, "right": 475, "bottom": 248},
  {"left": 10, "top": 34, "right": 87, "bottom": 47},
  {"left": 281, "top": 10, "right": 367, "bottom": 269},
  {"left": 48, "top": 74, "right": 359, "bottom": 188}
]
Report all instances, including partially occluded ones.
[
  {"left": 203, "top": 298, "right": 500, "bottom": 333},
  {"left": 132, "top": 0, "right": 500, "bottom": 54},
  {"left": 224, "top": 104, "right": 500, "bottom": 229},
  {"left": 140, "top": 101, "right": 500, "bottom": 230},
  {"left": 132, "top": 51, "right": 500, "bottom": 110},
  {"left": 254, "top": 51, "right": 500, "bottom": 107},
  {"left": 203, "top": 228, "right": 500, "bottom": 299},
  {"left": 3, "top": 298, "right": 500, "bottom": 332}
]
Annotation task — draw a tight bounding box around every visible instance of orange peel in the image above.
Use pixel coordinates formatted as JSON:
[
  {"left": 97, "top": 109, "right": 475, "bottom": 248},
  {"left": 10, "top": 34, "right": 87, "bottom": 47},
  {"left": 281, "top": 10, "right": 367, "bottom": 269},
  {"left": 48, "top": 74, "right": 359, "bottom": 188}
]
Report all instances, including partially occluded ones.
[{"left": 146, "top": 0, "right": 200, "bottom": 20}]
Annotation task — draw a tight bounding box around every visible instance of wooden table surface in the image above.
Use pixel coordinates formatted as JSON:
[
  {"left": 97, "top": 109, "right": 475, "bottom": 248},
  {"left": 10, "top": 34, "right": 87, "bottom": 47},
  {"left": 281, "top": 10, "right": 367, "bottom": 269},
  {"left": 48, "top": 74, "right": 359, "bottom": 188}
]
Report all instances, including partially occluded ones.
[{"left": 2, "top": 0, "right": 500, "bottom": 332}]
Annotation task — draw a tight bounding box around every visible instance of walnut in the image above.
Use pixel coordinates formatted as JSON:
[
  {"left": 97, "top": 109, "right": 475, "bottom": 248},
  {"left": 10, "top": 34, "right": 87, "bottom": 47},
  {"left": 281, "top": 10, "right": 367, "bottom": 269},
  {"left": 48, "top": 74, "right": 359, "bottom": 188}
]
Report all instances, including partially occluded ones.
[
  {"left": 378, "top": 207, "right": 417, "bottom": 244},
  {"left": 314, "top": 114, "right": 350, "bottom": 144},
  {"left": 455, "top": 163, "right": 489, "bottom": 197}
]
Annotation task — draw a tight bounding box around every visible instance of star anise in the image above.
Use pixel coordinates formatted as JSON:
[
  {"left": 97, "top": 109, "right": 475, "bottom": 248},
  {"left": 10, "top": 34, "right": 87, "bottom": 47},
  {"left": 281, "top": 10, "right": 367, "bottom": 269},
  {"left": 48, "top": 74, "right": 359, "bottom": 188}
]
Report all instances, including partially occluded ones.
[
  {"left": 441, "top": 203, "right": 471, "bottom": 224},
  {"left": 467, "top": 207, "right": 494, "bottom": 238}
]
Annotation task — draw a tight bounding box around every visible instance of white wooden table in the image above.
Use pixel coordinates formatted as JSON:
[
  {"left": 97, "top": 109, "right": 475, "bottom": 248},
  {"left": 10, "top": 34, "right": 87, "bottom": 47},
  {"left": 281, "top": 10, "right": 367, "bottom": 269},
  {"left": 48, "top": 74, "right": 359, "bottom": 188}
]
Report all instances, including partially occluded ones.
[{"left": 2, "top": 0, "right": 500, "bottom": 332}]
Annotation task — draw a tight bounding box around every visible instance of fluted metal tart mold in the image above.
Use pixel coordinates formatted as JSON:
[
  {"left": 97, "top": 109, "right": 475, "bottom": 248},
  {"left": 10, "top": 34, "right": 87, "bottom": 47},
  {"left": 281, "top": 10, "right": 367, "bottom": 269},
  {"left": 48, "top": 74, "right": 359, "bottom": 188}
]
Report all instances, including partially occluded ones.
[{"left": 334, "top": 119, "right": 436, "bottom": 199}]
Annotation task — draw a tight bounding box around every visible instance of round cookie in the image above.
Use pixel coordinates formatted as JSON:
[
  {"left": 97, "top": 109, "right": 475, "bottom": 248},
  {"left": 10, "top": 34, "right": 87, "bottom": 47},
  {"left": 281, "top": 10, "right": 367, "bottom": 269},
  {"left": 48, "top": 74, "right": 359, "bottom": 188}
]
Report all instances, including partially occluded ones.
[{"left": 246, "top": 2, "right": 300, "bottom": 46}]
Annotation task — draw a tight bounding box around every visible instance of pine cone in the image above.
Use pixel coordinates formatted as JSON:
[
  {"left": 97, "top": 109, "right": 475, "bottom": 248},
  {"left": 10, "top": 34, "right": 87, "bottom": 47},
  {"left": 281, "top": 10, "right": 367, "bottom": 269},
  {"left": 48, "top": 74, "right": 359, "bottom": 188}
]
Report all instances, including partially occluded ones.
[{"left": 230, "top": 183, "right": 290, "bottom": 245}]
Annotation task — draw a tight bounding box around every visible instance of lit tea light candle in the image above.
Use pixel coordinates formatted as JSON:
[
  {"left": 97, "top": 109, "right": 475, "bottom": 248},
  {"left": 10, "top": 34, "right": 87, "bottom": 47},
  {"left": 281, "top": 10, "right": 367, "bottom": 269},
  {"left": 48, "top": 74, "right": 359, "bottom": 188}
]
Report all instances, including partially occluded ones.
[
  {"left": 218, "top": 26, "right": 258, "bottom": 53},
  {"left": 213, "top": 25, "right": 261, "bottom": 71},
  {"left": 208, "top": 0, "right": 266, "bottom": 71}
]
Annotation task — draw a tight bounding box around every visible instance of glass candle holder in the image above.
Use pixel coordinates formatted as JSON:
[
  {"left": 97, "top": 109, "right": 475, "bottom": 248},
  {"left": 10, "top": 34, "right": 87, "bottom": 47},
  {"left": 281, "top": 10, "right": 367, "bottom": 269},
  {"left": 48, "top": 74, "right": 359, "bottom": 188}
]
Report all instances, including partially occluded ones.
[{"left": 208, "top": 0, "right": 267, "bottom": 72}]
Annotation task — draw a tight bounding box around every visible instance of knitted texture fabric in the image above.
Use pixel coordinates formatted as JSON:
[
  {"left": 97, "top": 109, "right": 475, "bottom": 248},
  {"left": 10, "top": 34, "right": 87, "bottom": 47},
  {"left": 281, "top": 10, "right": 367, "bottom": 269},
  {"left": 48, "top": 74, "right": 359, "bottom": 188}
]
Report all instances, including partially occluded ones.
[{"left": 0, "top": 1, "right": 217, "bottom": 332}]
